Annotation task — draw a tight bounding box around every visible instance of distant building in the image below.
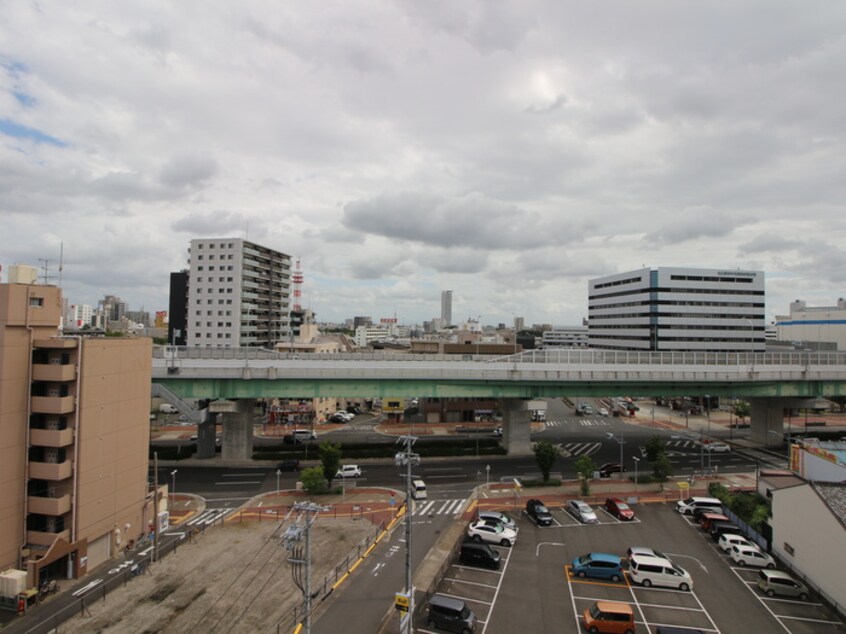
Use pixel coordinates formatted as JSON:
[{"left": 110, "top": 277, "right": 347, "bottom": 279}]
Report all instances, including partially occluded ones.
[
  {"left": 168, "top": 270, "right": 189, "bottom": 345},
  {"left": 354, "top": 323, "right": 410, "bottom": 347},
  {"left": 186, "top": 238, "right": 292, "bottom": 348},
  {"left": 353, "top": 315, "right": 373, "bottom": 329},
  {"left": 588, "top": 267, "right": 765, "bottom": 351},
  {"left": 0, "top": 280, "right": 153, "bottom": 586},
  {"left": 67, "top": 304, "right": 95, "bottom": 330},
  {"left": 441, "top": 290, "right": 453, "bottom": 327},
  {"left": 542, "top": 326, "right": 589, "bottom": 348},
  {"left": 774, "top": 299, "right": 846, "bottom": 351},
  {"left": 513, "top": 316, "right": 524, "bottom": 331}
]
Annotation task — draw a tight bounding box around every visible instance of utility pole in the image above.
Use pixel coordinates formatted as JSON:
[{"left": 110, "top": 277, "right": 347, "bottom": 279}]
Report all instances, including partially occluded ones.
[
  {"left": 284, "top": 501, "right": 325, "bottom": 634},
  {"left": 153, "top": 452, "right": 159, "bottom": 563},
  {"left": 395, "top": 435, "right": 420, "bottom": 633}
]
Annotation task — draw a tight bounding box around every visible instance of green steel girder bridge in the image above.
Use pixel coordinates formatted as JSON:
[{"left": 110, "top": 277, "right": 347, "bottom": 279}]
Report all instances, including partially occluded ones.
[{"left": 151, "top": 347, "right": 846, "bottom": 451}]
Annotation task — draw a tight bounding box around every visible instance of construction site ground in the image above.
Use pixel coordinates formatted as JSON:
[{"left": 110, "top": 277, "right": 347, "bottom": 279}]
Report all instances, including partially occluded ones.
[{"left": 57, "top": 513, "right": 384, "bottom": 634}]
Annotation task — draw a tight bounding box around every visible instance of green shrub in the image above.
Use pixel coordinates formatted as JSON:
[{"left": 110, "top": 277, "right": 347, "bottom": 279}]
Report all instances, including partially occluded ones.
[{"left": 520, "top": 478, "right": 562, "bottom": 488}]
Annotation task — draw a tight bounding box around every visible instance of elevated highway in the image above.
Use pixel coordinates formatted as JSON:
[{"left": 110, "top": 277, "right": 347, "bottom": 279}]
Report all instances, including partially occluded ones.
[{"left": 151, "top": 347, "right": 846, "bottom": 455}]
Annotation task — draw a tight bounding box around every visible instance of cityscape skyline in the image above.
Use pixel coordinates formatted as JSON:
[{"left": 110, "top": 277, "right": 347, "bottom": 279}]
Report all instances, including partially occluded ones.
[{"left": 2, "top": 3, "right": 845, "bottom": 325}]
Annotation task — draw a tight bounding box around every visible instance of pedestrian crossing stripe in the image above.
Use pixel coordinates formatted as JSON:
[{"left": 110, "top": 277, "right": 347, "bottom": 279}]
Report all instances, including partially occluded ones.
[
  {"left": 414, "top": 499, "right": 467, "bottom": 516},
  {"left": 562, "top": 442, "right": 601, "bottom": 457},
  {"left": 579, "top": 419, "right": 609, "bottom": 427},
  {"left": 185, "top": 508, "right": 232, "bottom": 527}
]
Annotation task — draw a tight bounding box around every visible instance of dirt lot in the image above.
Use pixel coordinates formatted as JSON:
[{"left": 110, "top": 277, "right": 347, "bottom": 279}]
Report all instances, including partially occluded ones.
[{"left": 60, "top": 518, "right": 377, "bottom": 634}]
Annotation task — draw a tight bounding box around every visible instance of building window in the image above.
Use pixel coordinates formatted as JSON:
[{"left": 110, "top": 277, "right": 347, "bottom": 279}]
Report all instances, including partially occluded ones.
[
  {"left": 198, "top": 266, "right": 203, "bottom": 271},
  {"left": 29, "top": 297, "right": 44, "bottom": 307},
  {"left": 197, "top": 255, "right": 203, "bottom": 260}
]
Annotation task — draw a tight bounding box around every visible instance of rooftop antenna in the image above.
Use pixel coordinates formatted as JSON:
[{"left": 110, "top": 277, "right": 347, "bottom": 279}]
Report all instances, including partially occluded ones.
[
  {"left": 38, "top": 258, "right": 54, "bottom": 285},
  {"left": 58, "top": 241, "right": 64, "bottom": 289}
]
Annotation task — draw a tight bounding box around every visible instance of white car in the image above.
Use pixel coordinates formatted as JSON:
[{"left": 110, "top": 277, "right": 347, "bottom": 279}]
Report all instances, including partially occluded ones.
[
  {"left": 467, "top": 520, "right": 517, "bottom": 547},
  {"left": 703, "top": 441, "right": 731, "bottom": 453},
  {"left": 335, "top": 465, "right": 362, "bottom": 478},
  {"left": 627, "top": 546, "right": 670, "bottom": 562},
  {"left": 598, "top": 407, "right": 610, "bottom": 417},
  {"left": 567, "top": 500, "right": 598, "bottom": 524},
  {"left": 477, "top": 511, "right": 518, "bottom": 532},
  {"left": 718, "top": 533, "right": 759, "bottom": 553},
  {"left": 730, "top": 545, "right": 776, "bottom": 568}
]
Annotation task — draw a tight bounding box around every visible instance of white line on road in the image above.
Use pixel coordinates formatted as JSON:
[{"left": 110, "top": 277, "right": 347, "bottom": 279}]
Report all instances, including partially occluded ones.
[
  {"left": 219, "top": 473, "right": 267, "bottom": 477},
  {"left": 213, "top": 481, "right": 263, "bottom": 485},
  {"left": 72, "top": 579, "right": 103, "bottom": 597}
]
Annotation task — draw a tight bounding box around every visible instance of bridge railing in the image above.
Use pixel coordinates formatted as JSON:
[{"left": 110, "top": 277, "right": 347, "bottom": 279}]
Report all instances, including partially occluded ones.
[{"left": 153, "top": 345, "right": 846, "bottom": 367}]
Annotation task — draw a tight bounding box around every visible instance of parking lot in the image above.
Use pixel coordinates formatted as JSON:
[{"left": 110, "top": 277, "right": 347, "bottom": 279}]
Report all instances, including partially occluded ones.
[{"left": 417, "top": 499, "right": 846, "bottom": 633}]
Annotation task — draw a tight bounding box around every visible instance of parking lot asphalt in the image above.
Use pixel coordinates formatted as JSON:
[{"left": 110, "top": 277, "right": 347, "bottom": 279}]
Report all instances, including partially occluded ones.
[{"left": 417, "top": 500, "right": 846, "bottom": 634}]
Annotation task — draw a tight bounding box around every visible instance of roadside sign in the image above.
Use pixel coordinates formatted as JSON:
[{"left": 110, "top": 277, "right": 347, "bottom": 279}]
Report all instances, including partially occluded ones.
[{"left": 395, "top": 592, "right": 410, "bottom": 612}]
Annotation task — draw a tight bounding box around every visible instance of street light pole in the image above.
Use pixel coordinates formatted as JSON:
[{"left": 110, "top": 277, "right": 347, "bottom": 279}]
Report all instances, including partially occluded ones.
[
  {"left": 276, "top": 468, "right": 281, "bottom": 492},
  {"left": 606, "top": 432, "right": 625, "bottom": 478},
  {"left": 170, "top": 469, "right": 178, "bottom": 511},
  {"left": 633, "top": 457, "right": 639, "bottom": 489},
  {"left": 705, "top": 395, "right": 711, "bottom": 470}
]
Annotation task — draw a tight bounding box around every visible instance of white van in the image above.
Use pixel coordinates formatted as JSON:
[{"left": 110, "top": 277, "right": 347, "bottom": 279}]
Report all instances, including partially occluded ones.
[
  {"left": 293, "top": 429, "right": 317, "bottom": 441},
  {"left": 159, "top": 403, "right": 178, "bottom": 414},
  {"left": 629, "top": 554, "right": 693, "bottom": 591},
  {"left": 411, "top": 479, "right": 427, "bottom": 500},
  {"left": 676, "top": 496, "right": 722, "bottom": 515}
]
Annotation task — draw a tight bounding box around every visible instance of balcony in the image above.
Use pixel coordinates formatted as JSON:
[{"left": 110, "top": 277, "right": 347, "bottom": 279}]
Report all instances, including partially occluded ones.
[
  {"left": 27, "top": 529, "right": 71, "bottom": 547},
  {"left": 32, "top": 364, "right": 76, "bottom": 382},
  {"left": 28, "top": 494, "right": 72, "bottom": 516},
  {"left": 29, "top": 460, "right": 73, "bottom": 481},
  {"left": 31, "top": 395, "right": 75, "bottom": 414},
  {"left": 30, "top": 427, "right": 74, "bottom": 448}
]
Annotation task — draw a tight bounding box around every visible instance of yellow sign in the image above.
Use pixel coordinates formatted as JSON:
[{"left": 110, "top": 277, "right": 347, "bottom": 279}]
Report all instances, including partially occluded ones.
[{"left": 395, "top": 593, "right": 410, "bottom": 612}]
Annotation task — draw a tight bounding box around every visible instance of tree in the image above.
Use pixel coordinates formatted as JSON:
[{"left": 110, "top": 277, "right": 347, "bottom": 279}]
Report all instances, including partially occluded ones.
[
  {"left": 319, "top": 441, "right": 342, "bottom": 486},
  {"left": 533, "top": 440, "right": 560, "bottom": 482},
  {"left": 651, "top": 453, "right": 674, "bottom": 483},
  {"left": 300, "top": 466, "right": 326, "bottom": 494},
  {"left": 644, "top": 435, "right": 667, "bottom": 463},
  {"left": 733, "top": 401, "right": 751, "bottom": 423},
  {"left": 573, "top": 454, "right": 596, "bottom": 496}
]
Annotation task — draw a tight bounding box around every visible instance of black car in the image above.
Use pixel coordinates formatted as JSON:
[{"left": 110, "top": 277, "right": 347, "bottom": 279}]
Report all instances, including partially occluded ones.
[
  {"left": 526, "top": 499, "right": 553, "bottom": 526},
  {"left": 597, "top": 463, "right": 626, "bottom": 478},
  {"left": 346, "top": 405, "right": 362, "bottom": 414},
  {"left": 282, "top": 434, "right": 303, "bottom": 446},
  {"left": 276, "top": 459, "right": 300, "bottom": 472},
  {"left": 459, "top": 541, "right": 501, "bottom": 570},
  {"left": 329, "top": 413, "right": 348, "bottom": 423}
]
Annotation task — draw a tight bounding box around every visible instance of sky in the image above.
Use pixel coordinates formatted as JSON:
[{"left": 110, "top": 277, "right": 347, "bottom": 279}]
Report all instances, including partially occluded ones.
[{"left": 2, "top": 1, "right": 845, "bottom": 327}]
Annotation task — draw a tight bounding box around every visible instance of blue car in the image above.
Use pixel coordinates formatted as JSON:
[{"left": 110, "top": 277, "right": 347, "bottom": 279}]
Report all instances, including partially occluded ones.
[{"left": 572, "top": 553, "right": 624, "bottom": 582}]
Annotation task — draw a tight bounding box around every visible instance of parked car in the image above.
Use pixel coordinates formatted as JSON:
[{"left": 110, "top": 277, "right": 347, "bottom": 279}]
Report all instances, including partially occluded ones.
[
  {"left": 459, "top": 541, "right": 501, "bottom": 570},
  {"left": 477, "top": 511, "right": 517, "bottom": 532},
  {"left": 699, "top": 512, "right": 730, "bottom": 531},
  {"left": 598, "top": 463, "right": 626, "bottom": 478},
  {"left": 526, "top": 499, "right": 553, "bottom": 526},
  {"left": 730, "top": 545, "right": 776, "bottom": 568},
  {"left": 571, "top": 553, "right": 624, "bottom": 582},
  {"left": 629, "top": 554, "right": 693, "bottom": 591},
  {"left": 329, "top": 413, "right": 349, "bottom": 423},
  {"left": 467, "top": 520, "right": 517, "bottom": 547},
  {"left": 427, "top": 594, "right": 477, "bottom": 633},
  {"left": 598, "top": 407, "right": 610, "bottom": 417},
  {"left": 346, "top": 405, "right": 362, "bottom": 415},
  {"left": 702, "top": 441, "right": 732, "bottom": 453},
  {"left": 710, "top": 521, "right": 742, "bottom": 542},
  {"left": 604, "top": 497, "right": 635, "bottom": 521},
  {"left": 335, "top": 464, "right": 362, "bottom": 478},
  {"left": 718, "top": 533, "right": 759, "bottom": 553},
  {"left": 583, "top": 601, "right": 635, "bottom": 634},
  {"left": 282, "top": 434, "right": 303, "bottom": 446},
  {"left": 567, "top": 500, "right": 598, "bottom": 524},
  {"left": 757, "top": 569, "right": 809, "bottom": 600},
  {"left": 627, "top": 546, "right": 670, "bottom": 562},
  {"left": 492, "top": 426, "right": 503, "bottom": 437},
  {"left": 677, "top": 496, "right": 723, "bottom": 515},
  {"left": 276, "top": 459, "right": 300, "bottom": 472}
]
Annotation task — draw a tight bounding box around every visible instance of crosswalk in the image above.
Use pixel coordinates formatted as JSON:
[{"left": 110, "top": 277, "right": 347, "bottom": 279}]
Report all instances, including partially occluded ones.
[
  {"left": 561, "top": 442, "right": 602, "bottom": 457},
  {"left": 544, "top": 418, "right": 610, "bottom": 428},
  {"left": 414, "top": 498, "right": 467, "bottom": 517},
  {"left": 183, "top": 508, "right": 232, "bottom": 528}
]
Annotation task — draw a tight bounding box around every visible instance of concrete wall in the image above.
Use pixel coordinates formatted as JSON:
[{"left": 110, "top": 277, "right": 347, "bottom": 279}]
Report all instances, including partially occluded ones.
[
  {"left": 75, "top": 337, "right": 152, "bottom": 555},
  {"left": 771, "top": 484, "right": 846, "bottom": 612}
]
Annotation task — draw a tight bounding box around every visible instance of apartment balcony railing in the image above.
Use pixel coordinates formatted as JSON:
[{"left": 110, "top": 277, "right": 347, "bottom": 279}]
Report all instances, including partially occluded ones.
[
  {"left": 31, "top": 395, "right": 75, "bottom": 415},
  {"left": 29, "top": 460, "right": 73, "bottom": 481},
  {"left": 26, "top": 528, "right": 71, "bottom": 547},
  {"left": 30, "top": 427, "right": 74, "bottom": 448},
  {"left": 28, "top": 494, "right": 72, "bottom": 516},
  {"left": 32, "top": 364, "right": 77, "bottom": 382}
]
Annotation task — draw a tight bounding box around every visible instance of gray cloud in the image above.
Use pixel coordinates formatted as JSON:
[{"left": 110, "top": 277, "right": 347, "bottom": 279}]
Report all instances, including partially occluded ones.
[{"left": 159, "top": 155, "right": 218, "bottom": 190}]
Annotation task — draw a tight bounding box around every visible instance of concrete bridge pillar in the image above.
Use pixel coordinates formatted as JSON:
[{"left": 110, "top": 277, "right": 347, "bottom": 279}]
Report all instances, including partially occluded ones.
[
  {"left": 749, "top": 397, "right": 818, "bottom": 446},
  {"left": 221, "top": 399, "right": 255, "bottom": 461},
  {"left": 502, "top": 399, "right": 533, "bottom": 455},
  {"left": 195, "top": 409, "right": 217, "bottom": 459}
]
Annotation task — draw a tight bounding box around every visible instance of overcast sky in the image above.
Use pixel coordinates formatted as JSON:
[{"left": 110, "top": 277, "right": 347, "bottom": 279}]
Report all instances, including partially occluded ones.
[{"left": 2, "top": 2, "right": 845, "bottom": 326}]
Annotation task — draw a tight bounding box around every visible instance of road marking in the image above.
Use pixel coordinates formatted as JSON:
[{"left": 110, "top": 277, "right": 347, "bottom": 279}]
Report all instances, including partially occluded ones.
[
  {"left": 535, "top": 542, "right": 566, "bottom": 556},
  {"left": 664, "top": 553, "right": 709, "bottom": 573},
  {"left": 219, "top": 472, "right": 266, "bottom": 477},
  {"left": 214, "top": 481, "right": 263, "bottom": 485},
  {"left": 72, "top": 579, "right": 103, "bottom": 597}
]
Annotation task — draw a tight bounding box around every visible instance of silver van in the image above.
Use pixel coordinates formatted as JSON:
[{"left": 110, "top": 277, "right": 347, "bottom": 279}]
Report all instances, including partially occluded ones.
[
  {"left": 757, "top": 569, "right": 809, "bottom": 600},
  {"left": 411, "top": 479, "right": 427, "bottom": 500},
  {"left": 292, "top": 429, "right": 316, "bottom": 441},
  {"left": 629, "top": 554, "right": 693, "bottom": 591},
  {"left": 427, "top": 594, "right": 476, "bottom": 633},
  {"left": 676, "top": 496, "right": 722, "bottom": 515}
]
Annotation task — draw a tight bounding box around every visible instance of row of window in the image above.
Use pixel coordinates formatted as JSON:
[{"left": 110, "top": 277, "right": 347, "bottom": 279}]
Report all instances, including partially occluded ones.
[
  {"left": 590, "top": 324, "right": 761, "bottom": 332},
  {"left": 195, "top": 265, "right": 234, "bottom": 272},
  {"left": 196, "top": 322, "right": 234, "bottom": 327},
  {"left": 196, "top": 242, "right": 235, "bottom": 249},
  {"left": 669, "top": 274, "right": 756, "bottom": 284},
  {"left": 197, "top": 299, "right": 234, "bottom": 305},
  {"left": 589, "top": 287, "right": 765, "bottom": 301},
  {"left": 196, "top": 288, "right": 235, "bottom": 294},
  {"left": 591, "top": 313, "right": 762, "bottom": 321},
  {"left": 195, "top": 254, "right": 235, "bottom": 260},
  {"left": 196, "top": 277, "right": 234, "bottom": 283},
  {"left": 593, "top": 276, "right": 643, "bottom": 290}
]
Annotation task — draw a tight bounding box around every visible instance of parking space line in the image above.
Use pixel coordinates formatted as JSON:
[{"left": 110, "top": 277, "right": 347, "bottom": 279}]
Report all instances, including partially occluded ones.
[
  {"left": 453, "top": 564, "right": 503, "bottom": 575},
  {"left": 564, "top": 565, "right": 584, "bottom": 633},
  {"left": 437, "top": 591, "right": 494, "bottom": 607},
  {"left": 779, "top": 614, "right": 844, "bottom": 625},
  {"left": 479, "top": 535, "right": 513, "bottom": 634},
  {"left": 442, "top": 577, "right": 499, "bottom": 590},
  {"left": 759, "top": 596, "right": 823, "bottom": 607},
  {"left": 728, "top": 567, "right": 791, "bottom": 633}
]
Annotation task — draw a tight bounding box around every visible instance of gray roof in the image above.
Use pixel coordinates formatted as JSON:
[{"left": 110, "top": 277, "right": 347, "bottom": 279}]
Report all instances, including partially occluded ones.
[{"left": 812, "top": 482, "right": 846, "bottom": 528}]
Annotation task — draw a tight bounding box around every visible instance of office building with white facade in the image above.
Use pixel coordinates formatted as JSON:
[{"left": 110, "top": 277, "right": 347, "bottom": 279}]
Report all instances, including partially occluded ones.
[
  {"left": 441, "top": 290, "right": 453, "bottom": 327},
  {"left": 186, "top": 238, "right": 291, "bottom": 348},
  {"left": 541, "top": 325, "right": 589, "bottom": 348},
  {"left": 588, "top": 267, "right": 765, "bottom": 351},
  {"left": 775, "top": 299, "right": 846, "bottom": 351}
]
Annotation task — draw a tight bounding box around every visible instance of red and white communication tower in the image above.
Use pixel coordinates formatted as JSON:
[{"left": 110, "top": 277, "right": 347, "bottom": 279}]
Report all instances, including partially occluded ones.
[{"left": 292, "top": 258, "right": 304, "bottom": 311}]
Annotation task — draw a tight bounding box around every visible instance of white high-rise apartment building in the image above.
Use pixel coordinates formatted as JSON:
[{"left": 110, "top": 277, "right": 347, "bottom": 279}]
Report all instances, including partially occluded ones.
[
  {"left": 588, "top": 267, "right": 765, "bottom": 351},
  {"left": 186, "top": 238, "right": 292, "bottom": 348},
  {"left": 441, "top": 290, "right": 453, "bottom": 327}
]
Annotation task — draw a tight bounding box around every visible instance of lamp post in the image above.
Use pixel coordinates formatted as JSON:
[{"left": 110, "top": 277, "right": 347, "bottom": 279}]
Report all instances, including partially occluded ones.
[
  {"left": 705, "top": 395, "right": 711, "bottom": 470},
  {"left": 633, "top": 456, "right": 640, "bottom": 489},
  {"left": 170, "top": 469, "right": 178, "bottom": 511},
  {"left": 486, "top": 464, "right": 490, "bottom": 488},
  {"left": 276, "top": 468, "right": 281, "bottom": 492},
  {"left": 606, "top": 432, "right": 625, "bottom": 477}
]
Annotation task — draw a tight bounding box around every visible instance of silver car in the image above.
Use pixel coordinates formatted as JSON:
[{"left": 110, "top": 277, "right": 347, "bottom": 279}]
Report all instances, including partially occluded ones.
[
  {"left": 567, "top": 499, "right": 598, "bottom": 524},
  {"left": 757, "top": 569, "right": 809, "bottom": 600},
  {"left": 478, "top": 510, "right": 518, "bottom": 532}
]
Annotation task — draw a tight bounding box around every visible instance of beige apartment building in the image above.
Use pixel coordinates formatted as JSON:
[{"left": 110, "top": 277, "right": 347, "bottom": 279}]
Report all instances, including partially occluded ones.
[{"left": 0, "top": 280, "right": 153, "bottom": 586}]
